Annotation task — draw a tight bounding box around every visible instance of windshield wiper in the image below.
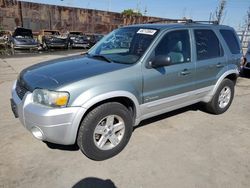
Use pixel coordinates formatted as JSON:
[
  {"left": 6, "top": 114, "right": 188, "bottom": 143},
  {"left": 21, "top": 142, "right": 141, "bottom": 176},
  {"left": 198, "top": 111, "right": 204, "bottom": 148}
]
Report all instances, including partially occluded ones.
[{"left": 89, "top": 54, "right": 112, "bottom": 63}]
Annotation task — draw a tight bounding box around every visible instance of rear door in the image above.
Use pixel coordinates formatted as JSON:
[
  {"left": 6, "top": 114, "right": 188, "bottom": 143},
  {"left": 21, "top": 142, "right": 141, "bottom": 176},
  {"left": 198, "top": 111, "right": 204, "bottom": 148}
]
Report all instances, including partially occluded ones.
[{"left": 193, "top": 29, "right": 226, "bottom": 90}]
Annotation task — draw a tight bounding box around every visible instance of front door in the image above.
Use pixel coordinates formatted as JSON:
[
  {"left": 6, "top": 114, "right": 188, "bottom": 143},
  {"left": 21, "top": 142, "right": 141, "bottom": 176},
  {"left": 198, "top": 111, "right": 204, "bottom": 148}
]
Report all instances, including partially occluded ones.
[{"left": 142, "top": 29, "right": 196, "bottom": 116}]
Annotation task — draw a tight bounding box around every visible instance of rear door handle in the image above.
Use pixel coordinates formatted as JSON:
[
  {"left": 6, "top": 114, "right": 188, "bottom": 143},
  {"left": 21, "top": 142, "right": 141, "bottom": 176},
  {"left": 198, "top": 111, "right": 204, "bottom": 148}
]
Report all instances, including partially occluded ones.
[
  {"left": 180, "top": 69, "right": 191, "bottom": 76},
  {"left": 216, "top": 62, "right": 224, "bottom": 68}
]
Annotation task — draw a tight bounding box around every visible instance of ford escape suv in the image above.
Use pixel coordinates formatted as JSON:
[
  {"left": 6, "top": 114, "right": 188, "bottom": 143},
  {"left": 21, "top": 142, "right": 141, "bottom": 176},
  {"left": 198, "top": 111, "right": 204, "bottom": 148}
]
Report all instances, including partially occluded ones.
[{"left": 11, "top": 21, "right": 242, "bottom": 160}]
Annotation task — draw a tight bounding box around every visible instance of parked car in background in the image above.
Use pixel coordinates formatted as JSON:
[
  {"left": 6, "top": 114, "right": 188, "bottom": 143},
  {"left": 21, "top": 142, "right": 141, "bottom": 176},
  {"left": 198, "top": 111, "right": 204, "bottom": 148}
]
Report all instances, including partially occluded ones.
[
  {"left": 9, "top": 27, "right": 38, "bottom": 50},
  {"left": 86, "top": 33, "right": 104, "bottom": 47},
  {"left": 68, "top": 31, "right": 89, "bottom": 49},
  {"left": 38, "top": 30, "right": 69, "bottom": 50},
  {"left": 242, "top": 42, "right": 250, "bottom": 75},
  {"left": 0, "top": 30, "right": 12, "bottom": 46}
]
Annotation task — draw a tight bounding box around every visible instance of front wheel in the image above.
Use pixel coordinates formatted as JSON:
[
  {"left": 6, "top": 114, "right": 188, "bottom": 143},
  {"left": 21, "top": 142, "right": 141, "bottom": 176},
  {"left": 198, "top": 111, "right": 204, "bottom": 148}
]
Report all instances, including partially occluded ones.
[
  {"left": 77, "top": 102, "right": 133, "bottom": 161},
  {"left": 205, "top": 78, "right": 235, "bottom": 114}
]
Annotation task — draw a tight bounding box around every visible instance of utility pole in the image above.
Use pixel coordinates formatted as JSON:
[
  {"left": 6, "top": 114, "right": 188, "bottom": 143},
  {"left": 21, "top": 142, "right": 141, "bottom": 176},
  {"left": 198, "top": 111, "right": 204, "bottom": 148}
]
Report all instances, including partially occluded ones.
[{"left": 18, "top": 1, "right": 24, "bottom": 27}]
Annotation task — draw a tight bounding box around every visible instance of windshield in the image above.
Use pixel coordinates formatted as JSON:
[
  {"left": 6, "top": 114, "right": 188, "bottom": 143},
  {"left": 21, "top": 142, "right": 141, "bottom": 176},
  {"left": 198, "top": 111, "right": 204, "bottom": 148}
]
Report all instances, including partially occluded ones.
[
  {"left": 13, "top": 29, "right": 33, "bottom": 38},
  {"left": 44, "top": 31, "right": 60, "bottom": 36},
  {"left": 88, "top": 27, "right": 158, "bottom": 64},
  {"left": 70, "top": 32, "right": 83, "bottom": 36}
]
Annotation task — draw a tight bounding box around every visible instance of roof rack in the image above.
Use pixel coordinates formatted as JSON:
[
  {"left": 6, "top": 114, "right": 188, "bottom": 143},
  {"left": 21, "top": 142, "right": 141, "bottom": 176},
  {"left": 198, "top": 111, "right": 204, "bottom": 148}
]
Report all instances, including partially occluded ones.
[
  {"left": 145, "top": 19, "right": 219, "bottom": 25},
  {"left": 192, "top": 20, "right": 219, "bottom": 25}
]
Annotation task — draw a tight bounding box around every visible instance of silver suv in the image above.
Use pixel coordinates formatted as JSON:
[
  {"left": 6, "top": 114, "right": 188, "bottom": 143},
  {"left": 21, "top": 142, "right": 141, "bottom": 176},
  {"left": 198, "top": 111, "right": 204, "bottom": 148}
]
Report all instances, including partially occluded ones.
[{"left": 11, "top": 21, "right": 242, "bottom": 160}]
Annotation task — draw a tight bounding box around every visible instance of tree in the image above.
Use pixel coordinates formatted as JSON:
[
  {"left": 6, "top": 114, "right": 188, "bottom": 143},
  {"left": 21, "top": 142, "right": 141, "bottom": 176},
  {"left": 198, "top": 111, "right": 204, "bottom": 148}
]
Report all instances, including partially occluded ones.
[
  {"left": 245, "top": 6, "right": 250, "bottom": 30},
  {"left": 121, "top": 9, "right": 142, "bottom": 17},
  {"left": 241, "top": 6, "right": 250, "bottom": 48},
  {"left": 214, "top": 0, "right": 227, "bottom": 24}
]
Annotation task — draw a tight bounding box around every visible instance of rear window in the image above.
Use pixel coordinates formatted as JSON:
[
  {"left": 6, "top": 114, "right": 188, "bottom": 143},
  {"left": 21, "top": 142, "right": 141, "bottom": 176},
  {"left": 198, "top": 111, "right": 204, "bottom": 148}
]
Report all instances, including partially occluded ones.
[
  {"left": 194, "top": 29, "right": 224, "bottom": 61},
  {"left": 220, "top": 29, "right": 241, "bottom": 54}
]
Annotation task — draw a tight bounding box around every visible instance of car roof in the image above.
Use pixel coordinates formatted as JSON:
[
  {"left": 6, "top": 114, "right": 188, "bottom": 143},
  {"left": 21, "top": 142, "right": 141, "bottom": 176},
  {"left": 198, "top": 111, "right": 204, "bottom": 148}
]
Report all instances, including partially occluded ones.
[{"left": 123, "top": 23, "right": 233, "bottom": 31}]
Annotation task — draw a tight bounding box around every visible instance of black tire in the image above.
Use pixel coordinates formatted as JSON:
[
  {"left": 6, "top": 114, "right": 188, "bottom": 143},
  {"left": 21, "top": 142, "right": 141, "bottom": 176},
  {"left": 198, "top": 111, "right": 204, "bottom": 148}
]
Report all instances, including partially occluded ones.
[
  {"left": 77, "top": 102, "right": 133, "bottom": 161},
  {"left": 205, "top": 78, "right": 235, "bottom": 114}
]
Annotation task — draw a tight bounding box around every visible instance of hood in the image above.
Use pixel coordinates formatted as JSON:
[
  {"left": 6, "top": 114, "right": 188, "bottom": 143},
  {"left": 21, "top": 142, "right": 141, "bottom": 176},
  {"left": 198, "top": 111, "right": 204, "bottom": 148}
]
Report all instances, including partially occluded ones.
[{"left": 20, "top": 55, "right": 131, "bottom": 91}]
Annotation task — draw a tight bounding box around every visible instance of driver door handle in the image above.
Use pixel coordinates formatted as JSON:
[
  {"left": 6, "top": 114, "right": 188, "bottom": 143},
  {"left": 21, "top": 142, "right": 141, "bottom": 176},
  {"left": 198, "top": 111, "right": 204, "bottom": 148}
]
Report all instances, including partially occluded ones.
[
  {"left": 216, "top": 62, "right": 224, "bottom": 68},
  {"left": 180, "top": 69, "right": 191, "bottom": 76}
]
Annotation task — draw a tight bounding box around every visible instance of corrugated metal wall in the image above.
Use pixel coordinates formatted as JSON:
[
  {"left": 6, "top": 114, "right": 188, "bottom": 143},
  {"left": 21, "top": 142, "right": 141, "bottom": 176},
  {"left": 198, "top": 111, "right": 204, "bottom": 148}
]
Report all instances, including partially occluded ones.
[{"left": 0, "top": 0, "right": 166, "bottom": 34}]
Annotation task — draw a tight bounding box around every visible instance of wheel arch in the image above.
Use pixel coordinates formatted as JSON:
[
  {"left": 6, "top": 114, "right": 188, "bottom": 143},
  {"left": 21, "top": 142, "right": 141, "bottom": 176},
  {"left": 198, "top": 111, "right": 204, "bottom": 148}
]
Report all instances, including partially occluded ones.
[
  {"left": 82, "top": 96, "right": 138, "bottom": 123},
  {"left": 72, "top": 92, "right": 141, "bottom": 144},
  {"left": 203, "top": 69, "right": 239, "bottom": 103},
  {"left": 225, "top": 73, "right": 237, "bottom": 85}
]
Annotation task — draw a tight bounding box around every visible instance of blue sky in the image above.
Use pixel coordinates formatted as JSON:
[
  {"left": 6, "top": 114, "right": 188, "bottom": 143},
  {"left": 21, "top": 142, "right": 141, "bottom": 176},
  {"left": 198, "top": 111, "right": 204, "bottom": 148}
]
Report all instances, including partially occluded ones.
[{"left": 22, "top": 0, "right": 250, "bottom": 30}]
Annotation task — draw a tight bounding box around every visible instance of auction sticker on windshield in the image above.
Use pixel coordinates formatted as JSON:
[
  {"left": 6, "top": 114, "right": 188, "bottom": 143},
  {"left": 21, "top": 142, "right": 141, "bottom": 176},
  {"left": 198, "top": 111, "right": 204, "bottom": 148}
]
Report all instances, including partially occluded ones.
[{"left": 137, "top": 29, "right": 157, "bottom": 35}]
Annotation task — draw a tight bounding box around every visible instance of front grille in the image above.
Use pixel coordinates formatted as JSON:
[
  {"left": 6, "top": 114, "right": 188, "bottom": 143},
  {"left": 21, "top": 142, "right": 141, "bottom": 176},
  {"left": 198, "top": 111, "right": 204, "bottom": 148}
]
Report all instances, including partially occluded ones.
[{"left": 15, "top": 80, "right": 29, "bottom": 100}]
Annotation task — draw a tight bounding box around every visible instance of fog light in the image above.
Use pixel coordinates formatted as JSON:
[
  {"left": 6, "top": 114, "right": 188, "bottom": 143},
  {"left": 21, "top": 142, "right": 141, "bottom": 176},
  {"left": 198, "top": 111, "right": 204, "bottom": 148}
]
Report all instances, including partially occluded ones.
[{"left": 31, "top": 127, "right": 44, "bottom": 140}]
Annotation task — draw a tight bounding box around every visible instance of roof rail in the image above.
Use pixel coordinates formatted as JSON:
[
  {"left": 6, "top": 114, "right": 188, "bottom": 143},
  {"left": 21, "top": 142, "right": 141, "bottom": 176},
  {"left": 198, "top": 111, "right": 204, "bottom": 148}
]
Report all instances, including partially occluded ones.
[
  {"left": 145, "top": 19, "right": 219, "bottom": 25},
  {"left": 192, "top": 20, "right": 219, "bottom": 25}
]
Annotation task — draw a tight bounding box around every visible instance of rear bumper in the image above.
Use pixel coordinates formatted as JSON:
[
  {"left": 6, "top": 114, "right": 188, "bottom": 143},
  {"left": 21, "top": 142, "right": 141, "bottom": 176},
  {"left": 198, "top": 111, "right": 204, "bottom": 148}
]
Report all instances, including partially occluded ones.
[
  {"left": 242, "top": 64, "right": 250, "bottom": 70},
  {"left": 11, "top": 81, "right": 86, "bottom": 145},
  {"left": 47, "top": 43, "right": 67, "bottom": 48}
]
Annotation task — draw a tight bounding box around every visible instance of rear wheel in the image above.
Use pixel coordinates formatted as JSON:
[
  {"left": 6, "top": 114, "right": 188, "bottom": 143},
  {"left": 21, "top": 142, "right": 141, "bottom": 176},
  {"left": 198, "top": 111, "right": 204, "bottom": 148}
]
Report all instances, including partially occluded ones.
[
  {"left": 205, "top": 78, "right": 234, "bottom": 114},
  {"left": 77, "top": 102, "right": 133, "bottom": 161}
]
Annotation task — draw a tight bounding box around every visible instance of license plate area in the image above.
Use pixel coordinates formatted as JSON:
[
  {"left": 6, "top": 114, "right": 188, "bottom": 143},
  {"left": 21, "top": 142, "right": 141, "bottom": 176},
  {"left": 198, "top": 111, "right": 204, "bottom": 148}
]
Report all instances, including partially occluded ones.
[{"left": 10, "top": 99, "right": 19, "bottom": 118}]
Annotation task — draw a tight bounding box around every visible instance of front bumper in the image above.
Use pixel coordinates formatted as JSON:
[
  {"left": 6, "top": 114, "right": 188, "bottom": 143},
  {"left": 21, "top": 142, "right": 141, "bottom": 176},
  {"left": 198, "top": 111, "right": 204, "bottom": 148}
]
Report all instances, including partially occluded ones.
[
  {"left": 47, "top": 43, "right": 67, "bottom": 48},
  {"left": 11, "top": 81, "right": 86, "bottom": 145},
  {"left": 72, "top": 43, "right": 89, "bottom": 48},
  {"left": 14, "top": 44, "right": 38, "bottom": 49}
]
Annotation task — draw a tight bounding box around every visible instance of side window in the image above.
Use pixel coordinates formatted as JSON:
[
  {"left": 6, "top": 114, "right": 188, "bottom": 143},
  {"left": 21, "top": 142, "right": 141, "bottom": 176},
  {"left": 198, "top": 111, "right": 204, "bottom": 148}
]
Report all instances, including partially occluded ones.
[
  {"left": 194, "top": 29, "right": 224, "bottom": 61},
  {"left": 220, "top": 29, "right": 241, "bottom": 54},
  {"left": 155, "top": 30, "right": 191, "bottom": 64}
]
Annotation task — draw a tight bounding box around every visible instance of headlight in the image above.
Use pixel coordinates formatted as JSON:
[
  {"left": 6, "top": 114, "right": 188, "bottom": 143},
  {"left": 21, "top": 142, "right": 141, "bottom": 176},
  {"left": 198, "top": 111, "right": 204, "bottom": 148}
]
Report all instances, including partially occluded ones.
[{"left": 33, "top": 89, "right": 69, "bottom": 107}]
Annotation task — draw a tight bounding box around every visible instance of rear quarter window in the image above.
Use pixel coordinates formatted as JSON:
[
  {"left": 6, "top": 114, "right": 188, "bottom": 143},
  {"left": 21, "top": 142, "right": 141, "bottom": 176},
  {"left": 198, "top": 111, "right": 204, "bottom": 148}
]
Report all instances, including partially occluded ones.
[{"left": 220, "top": 29, "right": 241, "bottom": 54}]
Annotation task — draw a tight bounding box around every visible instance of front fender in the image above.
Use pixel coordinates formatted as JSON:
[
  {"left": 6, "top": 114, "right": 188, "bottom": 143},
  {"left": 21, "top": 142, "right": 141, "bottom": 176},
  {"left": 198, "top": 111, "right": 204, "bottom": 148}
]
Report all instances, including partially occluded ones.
[{"left": 71, "top": 85, "right": 142, "bottom": 120}]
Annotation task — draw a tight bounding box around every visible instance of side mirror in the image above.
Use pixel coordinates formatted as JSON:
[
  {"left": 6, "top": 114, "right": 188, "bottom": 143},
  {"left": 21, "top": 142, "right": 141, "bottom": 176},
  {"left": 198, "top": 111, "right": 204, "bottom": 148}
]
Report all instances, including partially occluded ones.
[{"left": 149, "top": 55, "right": 171, "bottom": 68}]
